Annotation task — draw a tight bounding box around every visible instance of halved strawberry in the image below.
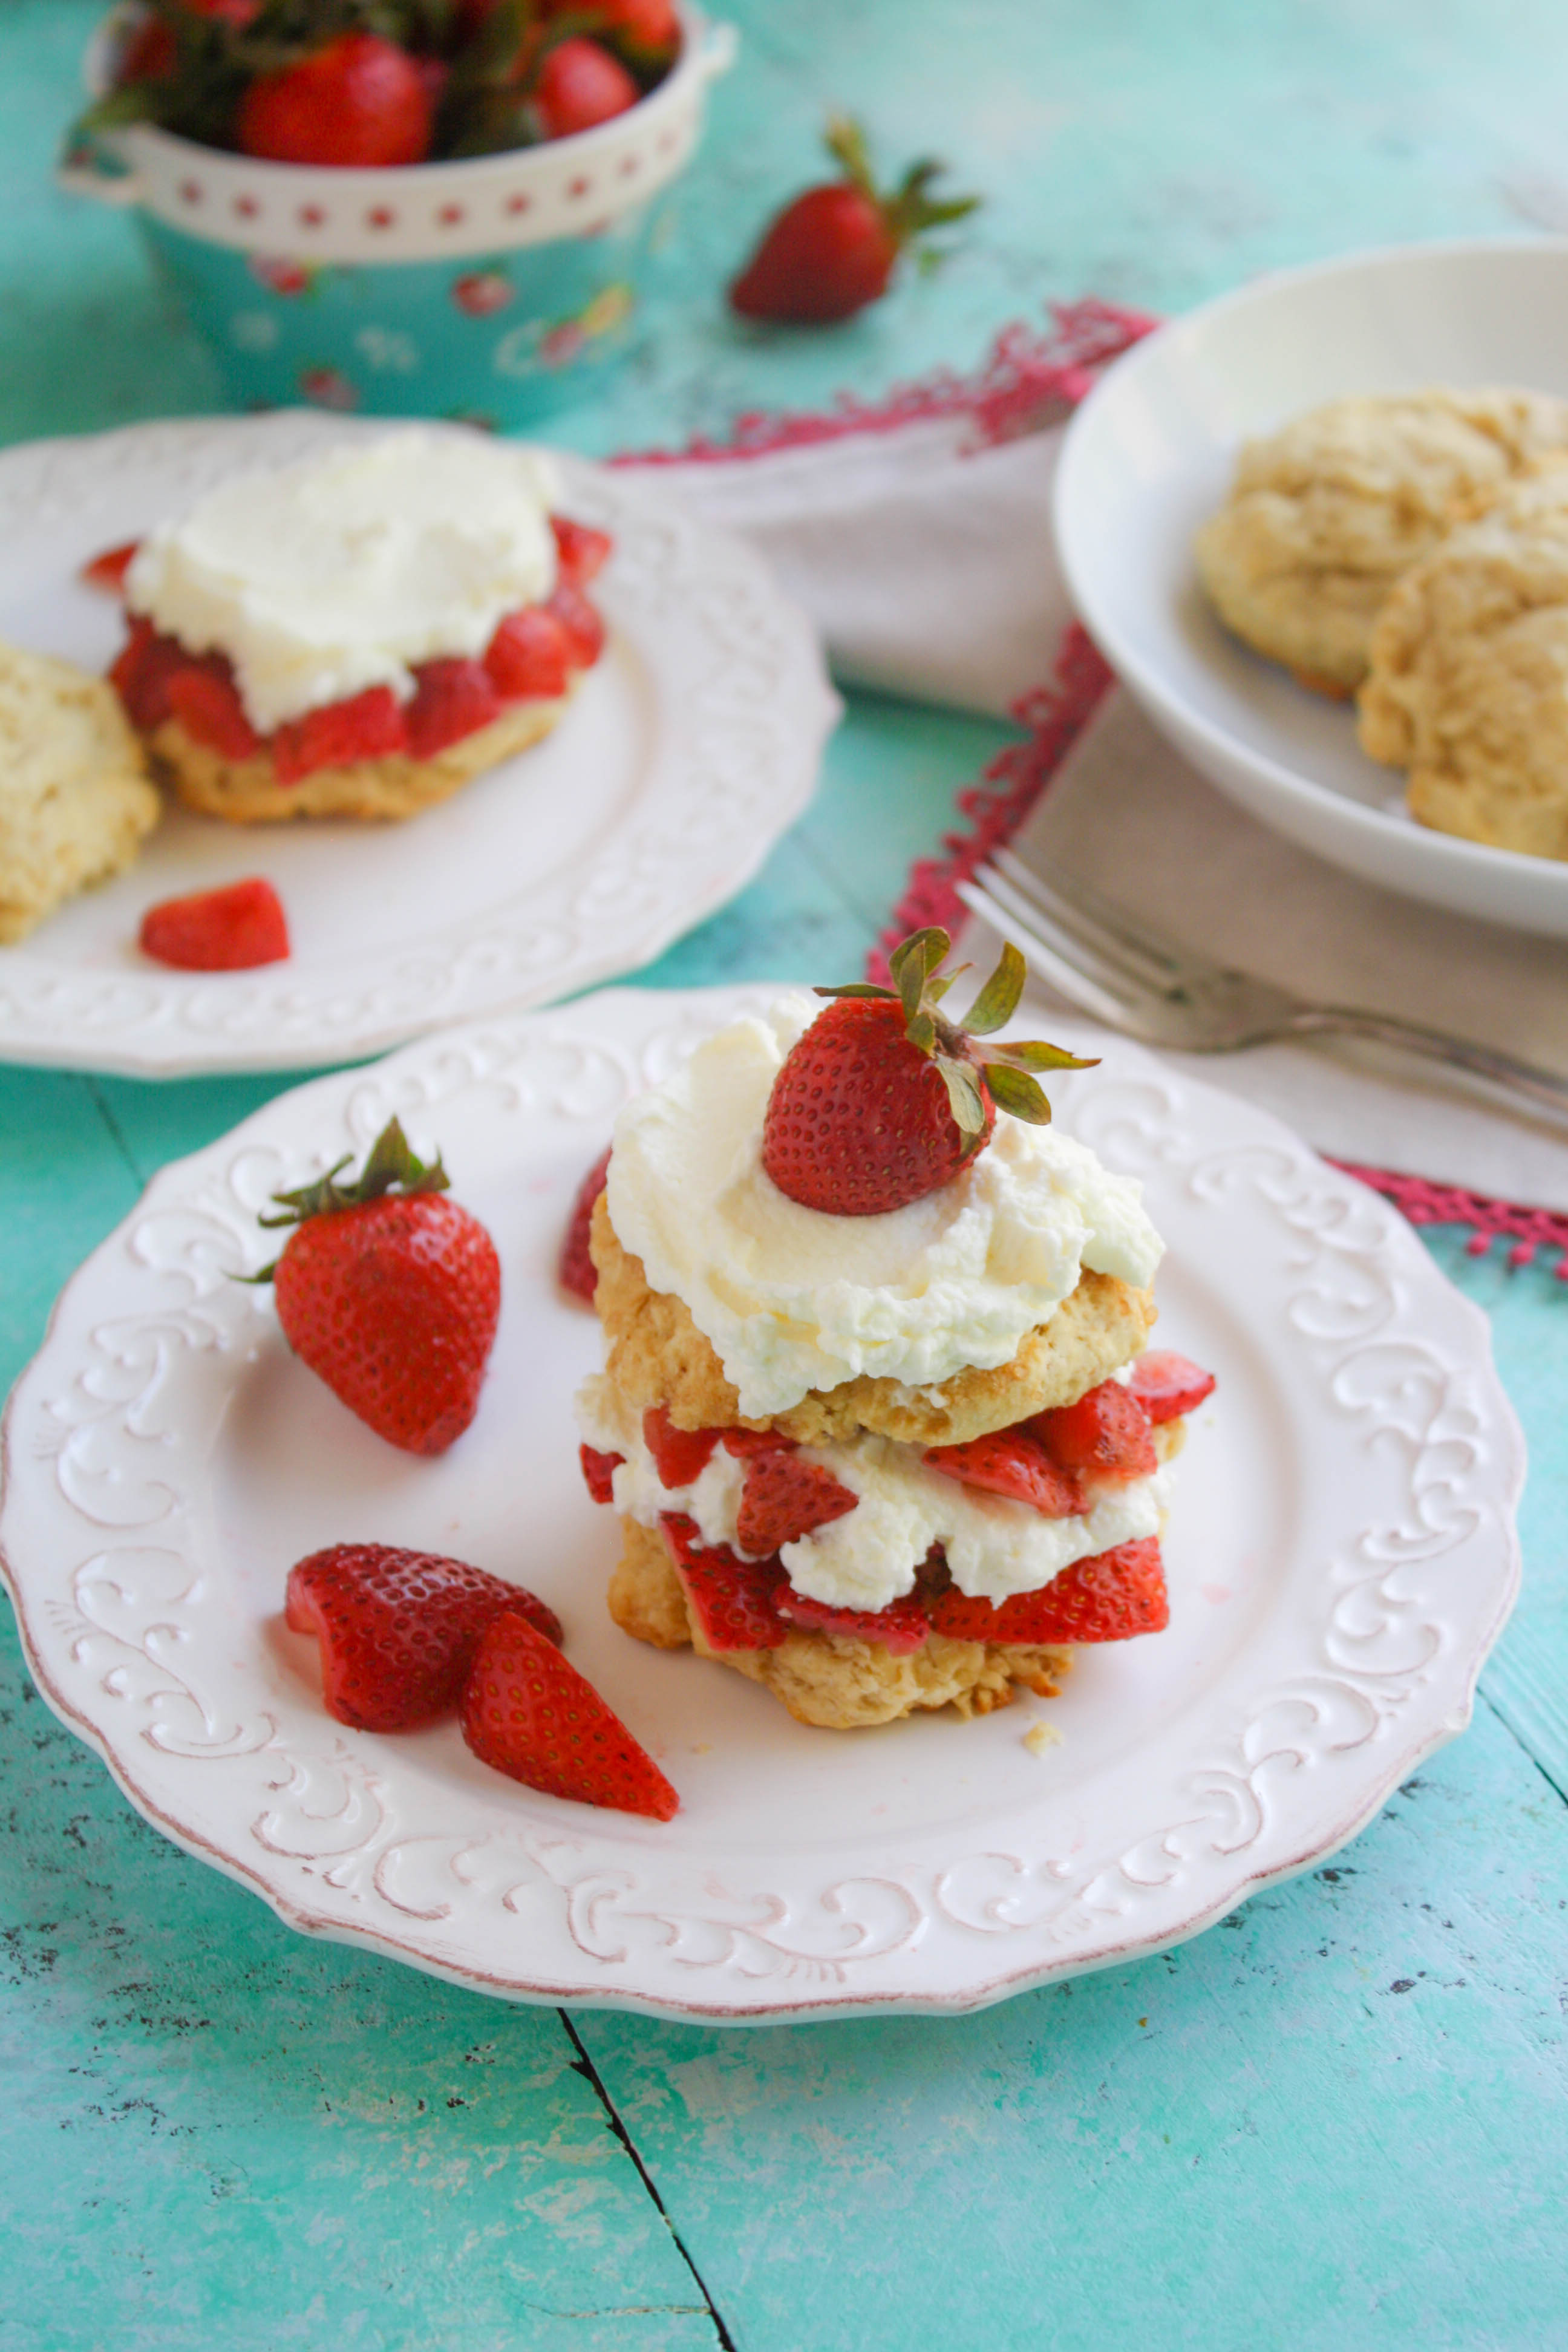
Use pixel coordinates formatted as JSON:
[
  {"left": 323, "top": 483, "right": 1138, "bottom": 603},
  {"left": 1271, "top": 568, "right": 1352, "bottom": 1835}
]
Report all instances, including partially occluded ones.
[
  {"left": 923, "top": 1429, "right": 1083, "bottom": 1517},
  {"left": 927, "top": 1538, "right": 1168, "bottom": 1644},
  {"left": 460, "top": 1608, "right": 678, "bottom": 1819},
  {"left": 139, "top": 877, "right": 289, "bottom": 971},
  {"left": 774, "top": 1587, "right": 929, "bottom": 1654},
  {"left": 642, "top": 1405, "right": 719, "bottom": 1489},
  {"left": 661, "top": 1513, "right": 786, "bottom": 1650},
  {"left": 273, "top": 685, "right": 407, "bottom": 785},
  {"left": 550, "top": 516, "right": 613, "bottom": 589},
  {"left": 719, "top": 1426, "right": 798, "bottom": 1458},
  {"left": 1030, "top": 1382, "right": 1157, "bottom": 1484},
  {"left": 81, "top": 540, "right": 142, "bottom": 595},
  {"left": 485, "top": 607, "right": 573, "bottom": 701},
  {"left": 406, "top": 657, "right": 502, "bottom": 759},
  {"left": 110, "top": 619, "right": 188, "bottom": 731},
  {"left": 558, "top": 1145, "right": 611, "bottom": 1303},
  {"left": 287, "top": 1542, "right": 561, "bottom": 1732},
  {"left": 735, "top": 1452, "right": 858, "bottom": 1555},
  {"left": 166, "top": 663, "right": 262, "bottom": 760},
  {"left": 1127, "top": 1352, "right": 1217, "bottom": 1425},
  {"left": 546, "top": 582, "right": 607, "bottom": 668},
  {"left": 580, "top": 1444, "right": 624, "bottom": 1504}
]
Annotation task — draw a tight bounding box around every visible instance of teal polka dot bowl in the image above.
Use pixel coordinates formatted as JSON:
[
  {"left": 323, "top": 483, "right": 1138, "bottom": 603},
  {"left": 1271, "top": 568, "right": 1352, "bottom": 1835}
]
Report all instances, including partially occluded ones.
[{"left": 62, "top": 7, "right": 735, "bottom": 428}]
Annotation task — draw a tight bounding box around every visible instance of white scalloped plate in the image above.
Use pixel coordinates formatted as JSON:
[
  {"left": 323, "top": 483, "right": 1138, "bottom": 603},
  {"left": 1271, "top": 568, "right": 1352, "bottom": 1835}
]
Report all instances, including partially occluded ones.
[
  {"left": 0, "top": 986, "right": 1524, "bottom": 2021},
  {"left": 0, "top": 416, "right": 838, "bottom": 1076}
]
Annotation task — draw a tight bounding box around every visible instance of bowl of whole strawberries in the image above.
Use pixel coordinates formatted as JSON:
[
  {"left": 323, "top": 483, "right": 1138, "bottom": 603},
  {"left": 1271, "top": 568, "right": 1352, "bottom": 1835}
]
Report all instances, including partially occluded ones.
[{"left": 62, "top": 0, "right": 736, "bottom": 425}]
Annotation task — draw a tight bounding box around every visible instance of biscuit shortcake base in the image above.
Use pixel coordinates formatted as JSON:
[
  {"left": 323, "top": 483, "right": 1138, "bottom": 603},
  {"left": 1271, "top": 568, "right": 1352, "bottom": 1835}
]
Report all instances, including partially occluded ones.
[{"left": 0, "top": 642, "right": 159, "bottom": 942}]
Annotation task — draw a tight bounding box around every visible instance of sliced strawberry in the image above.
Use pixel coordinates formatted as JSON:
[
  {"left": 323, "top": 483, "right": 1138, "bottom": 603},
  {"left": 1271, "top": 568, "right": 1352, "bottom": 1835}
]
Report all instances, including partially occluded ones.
[
  {"left": 166, "top": 662, "right": 262, "bottom": 760},
  {"left": 406, "top": 657, "right": 502, "bottom": 759},
  {"left": 923, "top": 1429, "right": 1083, "bottom": 1517},
  {"left": 273, "top": 685, "right": 407, "bottom": 785},
  {"left": 546, "top": 583, "right": 607, "bottom": 668},
  {"left": 927, "top": 1538, "right": 1168, "bottom": 1645},
  {"left": 736, "top": 1452, "right": 858, "bottom": 1555},
  {"left": 110, "top": 619, "right": 188, "bottom": 731},
  {"left": 580, "top": 1444, "right": 624, "bottom": 1504},
  {"left": 642, "top": 1405, "right": 719, "bottom": 1489},
  {"left": 139, "top": 877, "right": 290, "bottom": 971},
  {"left": 460, "top": 1608, "right": 678, "bottom": 1819},
  {"left": 1127, "top": 1352, "right": 1217, "bottom": 1425},
  {"left": 81, "top": 540, "right": 142, "bottom": 595},
  {"left": 558, "top": 1145, "right": 611, "bottom": 1302},
  {"left": 1031, "top": 1382, "right": 1157, "bottom": 1484},
  {"left": 550, "top": 515, "right": 613, "bottom": 589},
  {"left": 661, "top": 1513, "right": 786, "bottom": 1650},
  {"left": 719, "top": 1427, "right": 798, "bottom": 1457},
  {"left": 485, "top": 606, "right": 573, "bottom": 701},
  {"left": 287, "top": 1542, "right": 561, "bottom": 1733},
  {"left": 775, "top": 1587, "right": 929, "bottom": 1654}
]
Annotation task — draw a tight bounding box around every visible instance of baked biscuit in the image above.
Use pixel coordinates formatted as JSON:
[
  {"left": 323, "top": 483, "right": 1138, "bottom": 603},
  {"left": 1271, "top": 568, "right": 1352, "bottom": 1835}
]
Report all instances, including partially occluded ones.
[
  {"left": 589, "top": 1191, "right": 1157, "bottom": 1449},
  {"left": 1194, "top": 389, "right": 1568, "bottom": 693},
  {"left": 1357, "top": 460, "right": 1568, "bottom": 858},
  {"left": 0, "top": 642, "right": 160, "bottom": 943}
]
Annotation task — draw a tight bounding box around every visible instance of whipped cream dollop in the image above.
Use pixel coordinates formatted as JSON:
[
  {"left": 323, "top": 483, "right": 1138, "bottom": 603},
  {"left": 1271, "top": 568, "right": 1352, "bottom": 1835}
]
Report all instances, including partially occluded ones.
[
  {"left": 125, "top": 430, "right": 561, "bottom": 731},
  {"left": 578, "top": 1374, "right": 1169, "bottom": 1613},
  {"left": 604, "top": 996, "right": 1164, "bottom": 1420}
]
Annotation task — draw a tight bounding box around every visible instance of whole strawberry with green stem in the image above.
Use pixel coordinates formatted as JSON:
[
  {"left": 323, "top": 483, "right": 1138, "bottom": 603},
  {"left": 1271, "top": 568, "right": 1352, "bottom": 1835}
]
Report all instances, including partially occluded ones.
[
  {"left": 730, "top": 117, "right": 980, "bottom": 326},
  {"left": 255, "top": 1116, "right": 500, "bottom": 1455},
  {"left": 762, "top": 927, "right": 1095, "bottom": 1217}
]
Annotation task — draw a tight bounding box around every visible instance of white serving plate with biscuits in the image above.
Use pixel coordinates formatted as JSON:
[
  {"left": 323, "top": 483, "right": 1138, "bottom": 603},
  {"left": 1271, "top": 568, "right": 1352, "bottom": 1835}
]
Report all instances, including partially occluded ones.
[
  {"left": 0, "top": 984, "right": 1523, "bottom": 2022},
  {"left": 1054, "top": 236, "right": 1568, "bottom": 937},
  {"left": 0, "top": 414, "right": 838, "bottom": 1076}
]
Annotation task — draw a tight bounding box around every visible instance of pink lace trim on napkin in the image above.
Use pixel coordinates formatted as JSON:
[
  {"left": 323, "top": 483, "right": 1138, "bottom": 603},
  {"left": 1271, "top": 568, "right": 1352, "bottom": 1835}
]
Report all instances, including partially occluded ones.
[{"left": 1328, "top": 1166, "right": 1568, "bottom": 1274}]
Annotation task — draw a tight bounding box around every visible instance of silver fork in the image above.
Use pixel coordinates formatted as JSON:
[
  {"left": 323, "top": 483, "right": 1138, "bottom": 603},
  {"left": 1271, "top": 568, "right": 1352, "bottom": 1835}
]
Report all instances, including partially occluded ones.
[{"left": 959, "top": 847, "right": 1568, "bottom": 1120}]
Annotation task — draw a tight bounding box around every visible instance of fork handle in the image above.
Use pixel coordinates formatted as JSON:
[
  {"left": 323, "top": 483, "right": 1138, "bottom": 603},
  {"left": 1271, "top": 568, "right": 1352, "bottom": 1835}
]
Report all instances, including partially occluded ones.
[{"left": 1288, "top": 1007, "right": 1568, "bottom": 1119}]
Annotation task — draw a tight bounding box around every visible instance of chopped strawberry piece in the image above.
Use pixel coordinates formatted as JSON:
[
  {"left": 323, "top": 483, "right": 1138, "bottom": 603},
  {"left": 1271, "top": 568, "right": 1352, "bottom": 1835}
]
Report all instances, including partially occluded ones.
[
  {"left": 720, "top": 1426, "right": 798, "bottom": 1457},
  {"left": 546, "top": 583, "right": 607, "bottom": 668},
  {"left": 109, "top": 619, "right": 188, "bottom": 731},
  {"left": 273, "top": 685, "right": 407, "bottom": 784},
  {"left": 460, "top": 1608, "right": 678, "bottom": 1818},
  {"left": 736, "top": 1452, "right": 858, "bottom": 1555},
  {"left": 485, "top": 606, "right": 573, "bottom": 701},
  {"left": 166, "top": 663, "right": 262, "bottom": 760},
  {"left": 558, "top": 1144, "right": 611, "bottom": 1302},
  {"left": 81, "top": 540, "right": 141, "bottom": 595},
  {"left": 139, "top": 877, "right": 290, "bottom": 971},
  {"left": 550, "top": 515, "right": 613, "bottom": 589},
  {"left": 775, "top": 1587, "right": 929, "bottom": 1654},
  {"left": 406, "top": 657, "right": 502, "bottom": 759},
  {"left": 923, "top": 1429, "right": 1084, "bottom": 1517},
  {"left": 286, "top": 1542, "right": 560, "bottom": 1732},
  {"left": 1127, "top": 1351, "right": 1217, "bottom": 1425},
  {"left": 928, "top": 1537, "right": 1168, "bottom": 1645},
  {"left": 580, "top": 1444, "right": 624, "bottom": 1504},
  {"left": 642, "top": 1404, "right": 720, "bottom": 1489},
  {"left": 1031, "top": 1381, "right": 1157, "bottom": 1484},
  {"left": 661, "top": 1513, "right": 787, "bottom": 1650}
]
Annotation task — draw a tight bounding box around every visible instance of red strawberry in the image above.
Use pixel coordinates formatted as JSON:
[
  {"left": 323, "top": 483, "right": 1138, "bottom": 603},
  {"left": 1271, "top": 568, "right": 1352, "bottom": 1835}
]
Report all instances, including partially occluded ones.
[
  {"left": 579, "top": 1443, "right": 624, "bottom": 1504},
  {"left": 1030, "top": 1382, "right": 1157, "bottom": 1485},
  {"left": 109, "top": 619, "right": 189, "bottom": 732},
  {"left": 81, "top": 540, "right": 142, "bottom": 595},
  {"left": 532, "top": 37, "right": 639, "bottom": 139},
  {"left": 735, "top": 1452, "right": 858, "bottom": 1555},
  {"left": 558, "top": 1145, "right": 611, "bottom": 1302},
  {"left": 140, "top": 877, "right": 289, "bottom": 971},
  {"left": 642, "top": 1404, "right": 719, "bottom": 1489},
  {"left": 661, "top": 1514, "right": 786, "bottom": 1651},
  {"left": 273, "top": 685, "right": 407, "bottom": 785},
  {"left": 406, "top": 658, "right": 503, "bottom": 759},
  {"left": 286, "top": 1542, "right": 560, "bottom": 1732},
  {"left": 719, "top": 1426, "right": 797, "bottom": 1457},
  {"left": 1127, "top": 1352, "right": 1217, "bottom": 1425},
  {"left": 762, "top": 927, "right": 1093, "bottom": 1218},
  {"left": 774, "top": 1587, "right": 929, "bottom": 1654},
  {"left": 595, "top": 0, "right": 680, "bottom": 65},
  {"left": 238, "top": 34, "right": 433, "bottom": 168},
  {"left": 460, "top": 1608, "right": 678, "bottom": 1818},
  {"left": 258, "top": 1118, "right": 501, "bottom": 1455},
  {"left": 928, "top": 1538, "right": 1168, "bottom": 1644},
  {"left": 166, "top": 661, "right": 262, "bottom": 760},
  {"left": 550, "top": 516, "right": 613, "bottom": 589},
  {"left": 485, "top": 607, "right": 573, "bottom": 701},
  {"left": 545, "top": 582, "right": 607, "bottom": 668},
  {"left": 730, "top": 118, "right": 979, "bottom": 326},
  {"left": 924, "top": 1430, "right": 1083, "bottom": 1518}
]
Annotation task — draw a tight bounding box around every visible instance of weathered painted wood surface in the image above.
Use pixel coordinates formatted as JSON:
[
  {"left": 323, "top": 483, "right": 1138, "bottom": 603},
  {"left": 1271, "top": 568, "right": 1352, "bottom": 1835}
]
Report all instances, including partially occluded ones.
[{"left": 3, "top": 1, "right": 1567, "bottom": 2344}]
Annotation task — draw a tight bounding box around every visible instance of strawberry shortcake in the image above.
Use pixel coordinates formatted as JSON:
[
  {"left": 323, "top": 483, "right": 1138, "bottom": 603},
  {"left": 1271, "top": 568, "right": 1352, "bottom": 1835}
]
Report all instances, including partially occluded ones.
[
  {"left": 100, "top": 430, "right": 610, "bottom": 823},
  {"left": 573, "top": 931, "right": 1216, "bottom": 1731}
]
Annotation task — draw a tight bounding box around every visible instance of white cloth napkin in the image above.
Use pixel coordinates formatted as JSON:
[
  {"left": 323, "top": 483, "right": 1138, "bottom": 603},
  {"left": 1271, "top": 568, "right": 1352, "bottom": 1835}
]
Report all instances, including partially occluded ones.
[{"left": 651, "top": 409, "right": 1568, "bottom": 1210}]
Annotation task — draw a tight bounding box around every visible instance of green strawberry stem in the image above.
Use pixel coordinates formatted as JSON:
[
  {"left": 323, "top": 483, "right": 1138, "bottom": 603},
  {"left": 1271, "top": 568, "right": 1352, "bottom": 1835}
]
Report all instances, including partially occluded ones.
[
  {"left": 822, "top": 114, "right": 981, "bottom": 250},
  {"left": 247, "top": 1115, "right": 450, "bottom": 1281}
]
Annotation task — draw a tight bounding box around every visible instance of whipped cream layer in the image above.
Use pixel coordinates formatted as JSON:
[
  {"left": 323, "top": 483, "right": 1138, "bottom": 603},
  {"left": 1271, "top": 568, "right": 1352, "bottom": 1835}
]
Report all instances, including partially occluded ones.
[
  {"left": 126, "top": 430, "right": 562, "bottom": 731},
  {"left": 578, "top": 1374, "right": 1169, "bottom": 1614},
  {"left": 604, "top": 996, "right": 1164, "bottom": 1420}
]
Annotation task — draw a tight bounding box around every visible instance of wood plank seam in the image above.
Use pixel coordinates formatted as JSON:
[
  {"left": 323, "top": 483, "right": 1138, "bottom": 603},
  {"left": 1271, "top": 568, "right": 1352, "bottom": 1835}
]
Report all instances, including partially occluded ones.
[{"left": 82, "top": 1074, "right": 149, "bottom": 1191}]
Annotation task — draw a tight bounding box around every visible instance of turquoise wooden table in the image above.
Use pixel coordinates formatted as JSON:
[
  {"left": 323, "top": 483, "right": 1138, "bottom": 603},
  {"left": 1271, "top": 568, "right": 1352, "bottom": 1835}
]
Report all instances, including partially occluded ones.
[{"left": 4, "top": 4, "right": 1567, "bottom": 2344}]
